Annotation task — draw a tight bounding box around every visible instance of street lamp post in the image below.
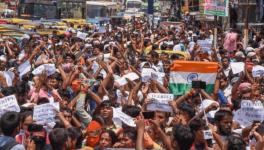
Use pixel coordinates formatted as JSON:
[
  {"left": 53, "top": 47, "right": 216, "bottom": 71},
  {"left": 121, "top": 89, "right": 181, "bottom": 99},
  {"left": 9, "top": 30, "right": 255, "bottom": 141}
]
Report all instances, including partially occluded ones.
[{"left": 243, "top": 0, "right": 249, "bottom": 48}]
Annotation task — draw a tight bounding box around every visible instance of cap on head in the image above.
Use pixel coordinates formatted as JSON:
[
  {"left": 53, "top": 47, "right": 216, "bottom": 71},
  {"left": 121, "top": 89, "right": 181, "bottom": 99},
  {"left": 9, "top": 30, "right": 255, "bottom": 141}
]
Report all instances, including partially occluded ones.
[{"left": 235, "top": 51, "right": 245, "bottom": 58}]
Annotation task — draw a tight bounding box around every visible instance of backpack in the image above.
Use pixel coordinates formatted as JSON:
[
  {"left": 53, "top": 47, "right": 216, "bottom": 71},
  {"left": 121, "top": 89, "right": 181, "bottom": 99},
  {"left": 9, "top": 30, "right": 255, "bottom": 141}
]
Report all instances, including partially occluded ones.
[{"left": 0, "top": 139, "right": 18, "bottom": 150}]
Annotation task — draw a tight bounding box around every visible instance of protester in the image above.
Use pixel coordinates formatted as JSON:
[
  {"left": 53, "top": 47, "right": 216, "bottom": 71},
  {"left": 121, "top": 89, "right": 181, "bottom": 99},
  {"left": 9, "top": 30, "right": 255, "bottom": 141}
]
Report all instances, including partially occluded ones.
[{"left": 0, "top": 112, "right": 25, "bottom": 149}]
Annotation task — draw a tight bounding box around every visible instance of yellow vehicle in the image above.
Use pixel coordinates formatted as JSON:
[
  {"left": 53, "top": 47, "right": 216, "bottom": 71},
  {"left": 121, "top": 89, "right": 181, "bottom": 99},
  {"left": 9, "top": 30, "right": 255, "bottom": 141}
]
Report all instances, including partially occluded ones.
[
  {"left": 36, "top": 29, "right": 65, "bottom": 36},
  {"left": 7, "top": 18, "right": 40, "bottom": 31},
  {"left": 0, "top": 25, "right": 31, "bottom": 38},
  {"left": 7, "top": 18, "right": 30, "bottom": 24},
  {"left": 61, "top": 19, "right": 87, "bottom": 27},
  {"left": 37, "top": 20, "right": 68, "bottom": 32},
  {"left": 155, "top": 50, "right": 190, "bottom": 60},
  {"left": 0, "top": 26, "right": 15, "bottom": 33},
  {"left": 55, "top": 21, "right": 68, "bottom": 26}
]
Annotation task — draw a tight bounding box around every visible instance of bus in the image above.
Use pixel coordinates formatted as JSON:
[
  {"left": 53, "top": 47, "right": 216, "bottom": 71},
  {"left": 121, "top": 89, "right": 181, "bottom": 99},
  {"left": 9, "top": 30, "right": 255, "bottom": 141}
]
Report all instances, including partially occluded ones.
[
  {"left": 86, "top": 1, "right": 118, "bottom": 25},
  {"left": 58, "top": 0, "right": 85, "bottom": 18},
  {"left": 126, "top": 0, "right": 143, "bottom": 11},
  {"left": 18, "top": 0, "right": 60, "bottom": 20},
  {"left": 123, "top": 0, "right": 144, "bottom": 19}
]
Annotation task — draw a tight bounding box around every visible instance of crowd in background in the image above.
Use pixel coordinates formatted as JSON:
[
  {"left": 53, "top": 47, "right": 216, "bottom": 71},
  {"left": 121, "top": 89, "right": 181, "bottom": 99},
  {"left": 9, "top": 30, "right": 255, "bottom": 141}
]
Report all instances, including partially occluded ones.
[{"left": 1, "top": 15, "right": 264, "bottom": 150}]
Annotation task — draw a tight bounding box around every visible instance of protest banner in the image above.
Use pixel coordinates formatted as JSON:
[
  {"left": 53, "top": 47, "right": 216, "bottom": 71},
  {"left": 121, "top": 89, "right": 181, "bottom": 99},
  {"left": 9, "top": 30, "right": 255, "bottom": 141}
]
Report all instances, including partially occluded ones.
[
  {"left": 204, "top": 0, "right": 229, "bottom": 17},
  {"left": 33, "top": 102, "right": 59, "bottom": 125},
  {"left": 169, "top": 61, "right": 218, "bottom": 95},
  {"left": 147, "top": 93, "right": 174, "bottom": 112},
  {"left": 234, "top": 100, "right": 264, "bottom": 128},
  {"left": 0, "top": 95, "right": 20, "bottom": 116}
]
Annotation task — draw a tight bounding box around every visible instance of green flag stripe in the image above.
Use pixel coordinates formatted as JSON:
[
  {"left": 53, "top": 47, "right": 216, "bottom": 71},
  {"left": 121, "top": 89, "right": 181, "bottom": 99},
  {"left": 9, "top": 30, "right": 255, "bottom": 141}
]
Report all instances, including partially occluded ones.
[{"left": 169, "top": 83, "right": 214, "bottom": 96}]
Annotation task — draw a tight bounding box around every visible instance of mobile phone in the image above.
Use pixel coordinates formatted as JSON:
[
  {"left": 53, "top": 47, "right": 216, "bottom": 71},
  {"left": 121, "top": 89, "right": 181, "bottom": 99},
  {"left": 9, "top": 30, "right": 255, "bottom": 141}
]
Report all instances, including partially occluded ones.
[
  {"left": 28, "top": 124, "right": 43, "bottom": 132},
  {"left": 253, "top": 120, "right": 261, "bottom": 124},
  {"left": 203, "top": 129, "right": 213, "bottom": 140},
  {"left": 143, "top": 111, "right": 155, "bottom": 119},
  {"left": 192, "top": 81, "right": 206, "bottom": 89}
]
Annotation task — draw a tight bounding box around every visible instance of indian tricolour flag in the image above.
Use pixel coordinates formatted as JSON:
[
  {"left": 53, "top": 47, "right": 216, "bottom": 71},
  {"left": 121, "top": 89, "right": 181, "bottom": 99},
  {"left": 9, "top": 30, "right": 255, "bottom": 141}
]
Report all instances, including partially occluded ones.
[{"left": 169, "top": 61, "right": 218, "bottom": 96}]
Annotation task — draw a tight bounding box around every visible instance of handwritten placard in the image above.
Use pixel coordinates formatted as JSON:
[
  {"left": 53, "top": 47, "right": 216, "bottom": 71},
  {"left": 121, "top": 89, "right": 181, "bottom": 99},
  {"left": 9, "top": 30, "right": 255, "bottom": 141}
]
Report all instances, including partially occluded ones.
[
  {"left": 141, "top": 68, "right": 153, "bottom": 82},
  {"left": 77, "top": 31, "right": 88, "bottom": 40},
  {"left": 33, "top": 102, "right": 59, "bottom": 125},
  {"left": 18, "top": 60, "right": 31, "bottom": 79},
  {"left": 115, "top": 72, "right": 139, "bottom": 86},
  {"left": 112, "top": 107, "right": 136, "bottom": 127},
  {"left": 234, "top": 100, "right": 264, "bottom": 128},
  {"left": 147, "top": 93, "right": 174, "bottom": 112},
  {"left": 197, "top": 39, "right": 212, "bottom": 52},
  {"left": 32, "top": 64, "right": 56, "bottom": 76},
  {"left": 252, "top": 65, "right": 264, "bottom": 77},
  {"left": 0, "top": 95, "right": 20, "bottom": 117},
  {"left": 141, "top": 68, "right": 164, "bottom": 84}
]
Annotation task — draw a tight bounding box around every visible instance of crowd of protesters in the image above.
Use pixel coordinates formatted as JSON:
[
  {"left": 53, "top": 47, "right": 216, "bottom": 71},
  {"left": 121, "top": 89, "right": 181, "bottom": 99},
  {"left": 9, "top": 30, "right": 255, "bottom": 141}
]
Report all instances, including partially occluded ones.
[{"left": 1, "top": 14, "right": 264, "bottom": 150}]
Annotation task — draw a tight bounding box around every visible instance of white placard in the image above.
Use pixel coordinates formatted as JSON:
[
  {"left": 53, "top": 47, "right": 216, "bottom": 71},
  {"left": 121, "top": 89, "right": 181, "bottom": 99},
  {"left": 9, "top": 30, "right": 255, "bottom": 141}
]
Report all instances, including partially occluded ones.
[
  {"left": 0, "top": 95, "right": 20, "bottom": 116},
  {"left": 234, "top": 100, "right": 264, "bottom": 128},
  {"left": 197, "top": 39, "right": 212, "bottom": 52},
  {"left": 3, "top": 71, "right": 14, "bottom": 87},
  {"left": 112, "top": 107, "right": 136, "bottom": 127},
  {"left": 115, "top": 72, "right": 139, "bottom": 86},
  {"left": 230, "top": 62, "right": 245, "bottom": 74},
  {"left": 141, "top": 68, "right": 164, "bottom": 83},
  {"left": 147, "top": 93, "right": 174, "bottom": 112},
  {"left": 33, "top": 102, "right": 59, "bottom": 125},
  {"left": 18, "top": 60, "right": 31, "bottom": 79},
  {"left": 98, "top": 27, "right": 106, "bottom": 33},
  {"left": 32, "top": 64, "right": 56, "bottom": 76},
  {"left": 200, "top": 99, "right": 219, "bottom": 118},
  {"left": 77, "top": 31, "right": 88, "bottom": 40},
  {"left": 124, "top": 72, "right": 139, "bottom": 81},
  {"left": 141, "top": 68, "right": 154, "bottom": 82},
  {"left": 152, "top": 71, "right": 165, "bottom": 85},
  {"left": 103, "top": 53, "right": 111, "bottom": 62},
  {"left": 252, "top": 65, "right": 264, "bottom": 77}
]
